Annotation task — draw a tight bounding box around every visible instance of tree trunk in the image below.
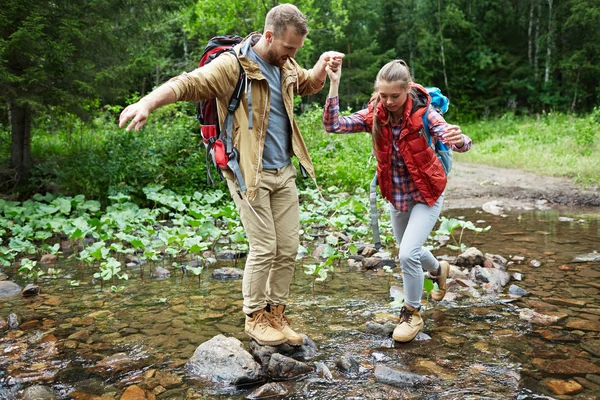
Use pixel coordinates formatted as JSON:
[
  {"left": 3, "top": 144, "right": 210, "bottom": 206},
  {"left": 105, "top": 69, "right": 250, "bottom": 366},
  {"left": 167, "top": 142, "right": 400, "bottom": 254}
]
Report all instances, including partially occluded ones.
[
  {"left": 534, "top": 0, "right": 541, "bottom": 78},
  {"left": 10, "top": 101, "right": 32, "bottom": 182},
  {"left": 438, "top": 0, "right": 449, "bottom": 92},
  {"left": 571, "top": 68, "right": 580, "bottom": 113},
  {"left": 528, "top": 0, "right": 535, "bottom": 65},
  {"left": 544, "top": 0, "right": 553, "bottom": 83}
]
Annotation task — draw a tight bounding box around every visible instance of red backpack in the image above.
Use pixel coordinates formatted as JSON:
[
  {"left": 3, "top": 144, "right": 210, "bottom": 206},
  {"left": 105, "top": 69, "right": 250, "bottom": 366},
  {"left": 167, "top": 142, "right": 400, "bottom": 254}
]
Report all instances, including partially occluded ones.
[{"left": 196, "top": 35, "right": 247, "bottom": 191}]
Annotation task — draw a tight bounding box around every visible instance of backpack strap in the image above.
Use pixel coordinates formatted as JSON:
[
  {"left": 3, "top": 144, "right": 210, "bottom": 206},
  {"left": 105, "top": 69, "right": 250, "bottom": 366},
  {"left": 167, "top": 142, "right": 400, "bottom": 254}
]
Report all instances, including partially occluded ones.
[
  {"left": 422, "top": 105, "right": 434, "bottom": 148},
  {"left": 220, "top": 54, "right": 248, "bottom": 192}
]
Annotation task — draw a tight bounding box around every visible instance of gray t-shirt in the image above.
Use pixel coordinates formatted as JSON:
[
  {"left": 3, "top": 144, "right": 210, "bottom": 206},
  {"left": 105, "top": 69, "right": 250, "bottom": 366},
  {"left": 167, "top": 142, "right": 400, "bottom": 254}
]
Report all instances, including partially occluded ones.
[{"left": 247, "top": 46, "right": 291, "bottom": 169}]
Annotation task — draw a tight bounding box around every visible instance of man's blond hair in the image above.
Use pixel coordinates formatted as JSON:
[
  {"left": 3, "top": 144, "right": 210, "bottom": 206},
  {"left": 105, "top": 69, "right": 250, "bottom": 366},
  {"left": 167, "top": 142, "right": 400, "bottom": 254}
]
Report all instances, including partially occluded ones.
[{"left": 265, "top": 4, "right": 308, "bottom": 37}]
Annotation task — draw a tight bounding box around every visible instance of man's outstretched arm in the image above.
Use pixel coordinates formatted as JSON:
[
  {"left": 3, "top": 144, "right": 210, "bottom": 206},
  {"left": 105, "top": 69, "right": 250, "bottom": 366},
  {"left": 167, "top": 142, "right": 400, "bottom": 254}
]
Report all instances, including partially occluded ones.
[{"left": 118, "top": 84, "right": 178, "bottom": 132}]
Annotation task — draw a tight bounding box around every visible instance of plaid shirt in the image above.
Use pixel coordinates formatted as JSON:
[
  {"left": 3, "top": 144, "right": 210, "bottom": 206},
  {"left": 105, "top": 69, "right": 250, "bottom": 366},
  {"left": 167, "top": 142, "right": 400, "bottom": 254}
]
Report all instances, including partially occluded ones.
[{"left": 323, "top": 96, "right": 472, "bottom": 212}]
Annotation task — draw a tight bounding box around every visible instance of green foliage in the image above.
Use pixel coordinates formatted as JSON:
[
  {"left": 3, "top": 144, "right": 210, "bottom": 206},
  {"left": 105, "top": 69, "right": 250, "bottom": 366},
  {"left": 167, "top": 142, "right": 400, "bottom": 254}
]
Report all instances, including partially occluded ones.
[
  {"left": 434, "top": 216, "right": 491, "bottom": 253},
  {"left": 459, "top": 110, "right": 600, "bottom": 185}
]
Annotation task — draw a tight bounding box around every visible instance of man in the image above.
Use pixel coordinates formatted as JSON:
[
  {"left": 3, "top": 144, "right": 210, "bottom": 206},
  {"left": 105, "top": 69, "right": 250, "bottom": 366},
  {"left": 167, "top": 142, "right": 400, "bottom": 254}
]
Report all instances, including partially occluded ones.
[{"left": 119, "top": 4, "right": 343, "bottom": 346}]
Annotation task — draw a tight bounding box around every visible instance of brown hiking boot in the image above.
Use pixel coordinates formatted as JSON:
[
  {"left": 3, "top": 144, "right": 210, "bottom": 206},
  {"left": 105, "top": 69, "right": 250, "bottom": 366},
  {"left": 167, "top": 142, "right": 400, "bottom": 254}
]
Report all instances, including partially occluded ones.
[
  {"left": 392, "top": 305, "right": 424, "bottom": 342},
  {"left": 265, "top": 304, "right": 304, "bottom": 346},
  {"left": 430, "top": 261, "right": 450, "bottom": 301},
  {"left": 245, "top": 309, "right": 287, "bottom": 346}
]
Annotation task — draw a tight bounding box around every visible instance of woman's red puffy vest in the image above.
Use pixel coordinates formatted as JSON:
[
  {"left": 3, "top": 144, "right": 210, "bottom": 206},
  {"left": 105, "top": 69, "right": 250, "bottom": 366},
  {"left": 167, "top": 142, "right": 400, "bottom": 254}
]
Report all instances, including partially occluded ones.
[{"left": 364, "top": 84, "right": 447, "bottom": 206}]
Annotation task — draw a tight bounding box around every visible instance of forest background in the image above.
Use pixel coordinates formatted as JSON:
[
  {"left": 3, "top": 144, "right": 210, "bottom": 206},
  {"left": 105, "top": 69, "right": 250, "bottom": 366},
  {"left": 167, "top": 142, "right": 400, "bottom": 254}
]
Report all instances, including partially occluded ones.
[{"left": 1, "top": 0, "right": 599, "bottom": 203}]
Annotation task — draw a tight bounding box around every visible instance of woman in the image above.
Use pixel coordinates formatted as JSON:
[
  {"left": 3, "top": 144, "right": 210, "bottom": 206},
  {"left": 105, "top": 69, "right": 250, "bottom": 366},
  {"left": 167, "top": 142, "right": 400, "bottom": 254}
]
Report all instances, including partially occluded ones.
[{"left": 323, "top": 59, "right": 472, "bottom": 342}]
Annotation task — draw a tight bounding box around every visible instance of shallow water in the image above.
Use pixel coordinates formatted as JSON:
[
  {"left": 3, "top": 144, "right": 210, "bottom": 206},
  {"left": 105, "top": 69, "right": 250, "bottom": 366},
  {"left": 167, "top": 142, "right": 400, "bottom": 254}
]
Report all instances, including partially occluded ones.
[{"left": 1, "top": 208, "right": 599, "bottom": 399}]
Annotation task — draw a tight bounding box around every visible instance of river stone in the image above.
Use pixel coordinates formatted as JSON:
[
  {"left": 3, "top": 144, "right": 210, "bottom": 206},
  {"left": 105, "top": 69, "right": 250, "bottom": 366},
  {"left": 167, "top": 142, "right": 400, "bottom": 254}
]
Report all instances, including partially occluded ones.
[
  {"left": 469, "top": 266, "right": 510, "bottom": 287},
  {"left": 581, "top": 340, "right": 600, "bottom": 357},
  {"left": 21, "top": 284, "right": 40, "bottom": 297},
  {"left": 519, "top": 309, "right": 560, "bottom": 326},
  {"left": 365, "top": 321, "right": 395, "bottom": 337},
  {"left": 8, "top": 313, "right": 20, "bottom": 330},
  {"left": 150, "top": 267, "right": 170, "bottom": 279},
  {"left": 185, "top": 334, "right": 261, "bottom": 384},
  {"left": 566, "top": 319, "right": 600, "bottom": 332},
  {"left": 212, "top": 267, "right": 244, "bottom": 280},
  {"left": 216, "top": 250, "right": 246, "bottom": 260},
  {"left": 545, "top": 359, "right": 600, "bottom": 376},
  {"left": 246, "top": 382, "right": 288, "bottom": 399},
  {"left": 267, "top": 353, "right": 312, "bottom": 379},
  {"left": 572, "top": 252, "right": 600, "bottom": 263},
  {"left": 509, "top": 284, "right": 529, "bottom": 297},
  {"left": 482, "top": 200, "right": 505, "bottom": 215},
  {"left": 0, "top": 281, "right": 21, "bottom": 298},
  {"left": 336, "top": 354, "right": 360, "bottom": 374},
  {"left": 374, "top": 365, "right": 429, "bottom": 387},
  {"left": 455, "top": 247, "right": 485, "bottom": 268},
  {"left": 545, "top": 379, "right": 584, "bottom": 395},
  {"left": 22, "top": 385, "right": 56, "bottom": 400}
]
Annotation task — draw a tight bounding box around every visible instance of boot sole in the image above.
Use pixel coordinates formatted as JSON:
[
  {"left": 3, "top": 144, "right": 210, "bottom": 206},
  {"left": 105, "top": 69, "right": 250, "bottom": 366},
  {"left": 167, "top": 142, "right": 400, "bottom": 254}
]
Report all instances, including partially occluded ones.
[
  {"left": 245, "top": 331, "right": 288, "bottom": 346},
  {"left": 286, "top": 339, "right": 304, "bottom": 347}
]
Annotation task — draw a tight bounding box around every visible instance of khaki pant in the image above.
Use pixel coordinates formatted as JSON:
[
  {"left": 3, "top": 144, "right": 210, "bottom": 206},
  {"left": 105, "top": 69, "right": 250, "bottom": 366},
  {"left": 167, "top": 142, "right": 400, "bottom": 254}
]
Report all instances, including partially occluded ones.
[{"left": 227, "top": 163, "right": 299, "bottom": 315}]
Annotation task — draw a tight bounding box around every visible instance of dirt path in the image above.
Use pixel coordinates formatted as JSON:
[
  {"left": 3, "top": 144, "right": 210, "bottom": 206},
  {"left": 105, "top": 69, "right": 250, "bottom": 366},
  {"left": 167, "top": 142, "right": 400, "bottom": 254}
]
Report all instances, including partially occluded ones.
[{"left": 444, "top": 162, "right": 600, "bottom": 211}]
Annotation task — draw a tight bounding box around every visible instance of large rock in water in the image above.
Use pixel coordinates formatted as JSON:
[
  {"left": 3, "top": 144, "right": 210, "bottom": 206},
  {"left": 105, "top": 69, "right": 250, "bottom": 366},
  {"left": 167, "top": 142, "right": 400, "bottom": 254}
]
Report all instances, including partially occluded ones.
[
  {"left": 185, "top": 335, "right": 262, "bottom": 385},
  {"left": 0, "top": 281, "right": 21, "bottom": 298}
]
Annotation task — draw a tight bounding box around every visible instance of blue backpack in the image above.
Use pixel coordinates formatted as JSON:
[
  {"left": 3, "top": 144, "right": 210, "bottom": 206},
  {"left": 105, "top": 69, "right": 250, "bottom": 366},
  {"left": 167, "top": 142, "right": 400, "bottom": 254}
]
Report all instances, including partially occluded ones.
[{"left": 422, "top": 87, "right": 452, "bottom": 175}]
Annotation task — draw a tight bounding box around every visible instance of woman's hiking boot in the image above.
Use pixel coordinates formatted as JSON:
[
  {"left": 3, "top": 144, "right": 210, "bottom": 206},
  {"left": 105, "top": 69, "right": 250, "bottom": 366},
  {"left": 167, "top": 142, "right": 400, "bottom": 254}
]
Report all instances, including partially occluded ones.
[
  {"left": 245, "top": 309, "right": 287, "bottom": 346},
  {"left": 392, "top": 305, "right": 424, "bottom": 342},
  {"left": 265, "top": 304, "right": 304, "bottom": 346},
  {"left": 430, "top": 261, "right": 450, "bottom": 301}
]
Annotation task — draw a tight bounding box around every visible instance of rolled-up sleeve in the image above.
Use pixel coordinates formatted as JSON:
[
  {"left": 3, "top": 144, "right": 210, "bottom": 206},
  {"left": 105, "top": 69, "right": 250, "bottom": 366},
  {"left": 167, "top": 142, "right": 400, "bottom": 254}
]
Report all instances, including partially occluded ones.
[
  {"left": 427, "top": 108, "right": 472, "bottom": 152},
  {"left": 323, "top": 96, "right": 369, "bottom": 134},
  {"left": 164, "top": 54, "right": 239, "bottom": 103}
]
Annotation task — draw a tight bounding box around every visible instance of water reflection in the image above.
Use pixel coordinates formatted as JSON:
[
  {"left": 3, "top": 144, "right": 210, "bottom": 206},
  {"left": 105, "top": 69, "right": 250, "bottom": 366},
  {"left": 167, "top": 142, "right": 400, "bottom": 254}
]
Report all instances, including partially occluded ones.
[{"left": 0, "top": 208, "right": 599, "bottom": 399}]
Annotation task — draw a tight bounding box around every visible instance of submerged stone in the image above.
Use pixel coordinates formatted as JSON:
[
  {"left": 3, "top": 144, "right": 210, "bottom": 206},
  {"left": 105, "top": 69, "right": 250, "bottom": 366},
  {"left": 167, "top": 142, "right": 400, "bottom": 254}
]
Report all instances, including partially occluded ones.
[
  {"left": 374, "top": 365, "right": 429, "bottom": 387},
  {"left": 0, "top": 281, "right": 21, "bottom": 298},
  {"left": 267, "top": 353, "right": 312, "bottom": 379},
  {"left": 246, "top": 382, "right": 289, "bottom": 399}
]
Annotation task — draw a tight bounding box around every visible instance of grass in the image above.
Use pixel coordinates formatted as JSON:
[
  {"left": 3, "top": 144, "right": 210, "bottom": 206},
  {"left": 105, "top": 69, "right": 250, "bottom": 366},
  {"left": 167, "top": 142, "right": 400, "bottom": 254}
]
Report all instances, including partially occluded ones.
[{"left": 457, "top": 110, "right": 600, "bottom": 186}]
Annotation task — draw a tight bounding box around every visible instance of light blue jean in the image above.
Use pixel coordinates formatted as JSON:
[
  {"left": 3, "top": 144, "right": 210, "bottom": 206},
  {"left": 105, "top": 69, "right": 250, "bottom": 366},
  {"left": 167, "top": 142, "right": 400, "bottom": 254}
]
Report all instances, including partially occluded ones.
[{"left": 389, "top": 193, "right": 444, "bottom": 309}]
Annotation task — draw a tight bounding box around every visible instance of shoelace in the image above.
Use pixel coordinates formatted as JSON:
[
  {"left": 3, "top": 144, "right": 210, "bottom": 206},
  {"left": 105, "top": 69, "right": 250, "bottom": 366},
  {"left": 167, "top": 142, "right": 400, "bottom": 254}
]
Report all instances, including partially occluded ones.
[
  {"left": 254, "top": 312, "right": 271, "bottom": 333},
  {"left": 399, "top": 307, "right": 413, "bottom": 324}
]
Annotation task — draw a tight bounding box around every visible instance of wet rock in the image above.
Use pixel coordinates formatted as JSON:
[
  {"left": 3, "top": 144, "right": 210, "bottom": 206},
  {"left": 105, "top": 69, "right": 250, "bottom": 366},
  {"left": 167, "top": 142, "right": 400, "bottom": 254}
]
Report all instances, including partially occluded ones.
[
  {"left": 150, "top": 267, "right": 170, "bottom": 279},
  {"left": 267, "top": 353, "right": 312, "bottom": 379},
  {"left": 125, "top": 255, "right": 140, "bottom": 265},
  {"left": 216, "top": 250, "right": 246, "bottom": 260},
  {"left": 145, "top": 371, "right": 182, "bottom": 389},
  {"left": 542, "top": 297, "right": 587, "bottom": 307},
  {"left": 587, "top": 374, "right": 600, "bottom": 386},
  {"left": 0, "top": 281, "right": 22, "bottom": 298},
  {"left": 482, "top": 200, "right": 505, "bottom": 215},
  {"left": 121, "top": 384, "right": 155, "bottom": 400},
  {"left": 8, "top": 313, "right": 20, "bottom": 330},
  {"left": 68, "top": 329, "right": 90, "bottom": 341},
  {"left": 519, "top": 309, "right": 564, "bottom": 326},
  {"left": 509, "top": 285, "right": 529, "bottom": 297},
  {"left": 347, "top": 259, "right": 363, "bottom": 270},
  {"left": 246, "top": 382, "right": 288, "bottom": 399},
  {"left": 315, "top": 361, "right": 333, "bottom": 381},
  {"left": 185, "top": 335, "right": 262, "bottom": 385},
  {"left": 558, "top": 264, "right": 576, "bottom": 271},
  {"left": 512, "top": 272, "right": 522, "bottom": 281},
  {"left": 40, "top": 254, "right": 58, "bottom": 264},
  {"left": 455, "top": 247, "right": 485, "bottom": 268},
  {"left": 469, "top": 266, "right": 510, "bottom": 287},
  {"left": 249, "top": 335, "right": 317, "bottom": 367},
  {"left": 336, "top": 355, "right": 359, "bottom": 374},
  {"left": 0, "top": 318, "right": 7, "bottom": 331},
  {"left": 21, "top": 284, "right": 40, "bottom": 297},
  {"left": 545, "top": 379, "right": 584, "bottom": 395},
  {"left": 511, "top": 255, "right": 526, "bottom": 263},
  {"left": 534, "top": 329, "right": 580, "bottom": 342},
  {"left": 363, "top": 257, "right": 395, "bottom": 270},
  {"left": 212, "top": 267, "right": 244, "bottom": 280},
  {"left": 413, "top": 332, "right": 432, "bottom": 341},
  {"left": 365, "top": 321, "right": 395, "bottom": 337},
  {"left": 93, "top": 353, "right": 138, "bottom": 375},
  {"left": 530, "top": 260, "right": 542, "bottom": 268},
  {"left": 448, "top": 265, "right": 469, "bottom": 280},
  {"left": 20, "top": 319, "right": 41, "bottom": 330},
  {"left": 22, "top": 385, "right": 56, "bottom": 400},
  {"left": 545, "top": 359, "right": 600, "bottom": 376},
  {"left": 362, "top": 246, "right": 378, "bottom": 257},
  {"left": 374, "top": 365, "right": 429, "bottom": 387},
  {"left": 572, "top": 252, "right": 600, "bottom": 263},
  {"left": 581, "top": 340, "right": 600, "bottom": 357},
  {"left": 566, "top": 319, "right": 600, "bottom": 332}
]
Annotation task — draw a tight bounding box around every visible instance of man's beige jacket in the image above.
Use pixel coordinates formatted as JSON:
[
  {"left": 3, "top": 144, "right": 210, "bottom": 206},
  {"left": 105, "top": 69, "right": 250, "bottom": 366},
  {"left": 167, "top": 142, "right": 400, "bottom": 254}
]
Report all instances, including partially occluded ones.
[{"left": 165, "top": 33, "right": 325, "bottom": 200}]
